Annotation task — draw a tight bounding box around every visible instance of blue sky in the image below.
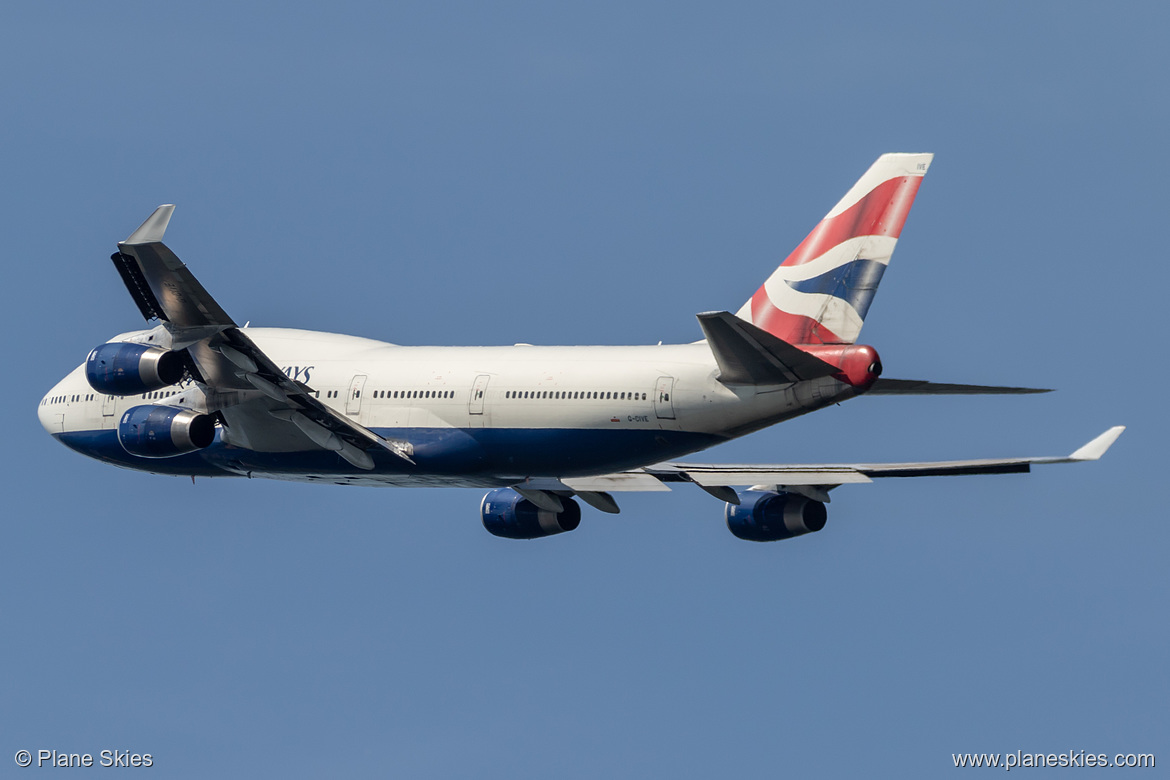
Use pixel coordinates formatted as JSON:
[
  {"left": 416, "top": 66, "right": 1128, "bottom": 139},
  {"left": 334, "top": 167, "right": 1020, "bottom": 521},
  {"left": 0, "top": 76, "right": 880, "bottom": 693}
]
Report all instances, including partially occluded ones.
[{"left": 3, "top": 2, "right": 1165, "bottom": 777}]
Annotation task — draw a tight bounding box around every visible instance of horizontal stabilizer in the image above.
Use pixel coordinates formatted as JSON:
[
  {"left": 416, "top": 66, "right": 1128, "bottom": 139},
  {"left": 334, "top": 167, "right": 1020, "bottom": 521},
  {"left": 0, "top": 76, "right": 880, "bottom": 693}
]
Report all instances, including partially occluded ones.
[
  {"left": 696, "top": 311, "right": 839, "bottom": 385},
  {"left": 868, "top": 379, "right": 1052, "bottom": 395}
]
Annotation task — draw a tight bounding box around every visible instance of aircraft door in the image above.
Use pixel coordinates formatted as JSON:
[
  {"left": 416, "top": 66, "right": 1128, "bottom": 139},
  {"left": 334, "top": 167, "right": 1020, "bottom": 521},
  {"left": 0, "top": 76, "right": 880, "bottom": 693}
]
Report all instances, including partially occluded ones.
[
  {"left": 101, "top": 393, "right": 117, "bottom": 429},
  {"left": 654, "top": 376, "right": 676, "bottom": 419},
  {"left": 469, "top": 374, "right": 490, "bottom": 426},
  {"left": 346, "top": 374, "right": 368, "bottom": 416}
]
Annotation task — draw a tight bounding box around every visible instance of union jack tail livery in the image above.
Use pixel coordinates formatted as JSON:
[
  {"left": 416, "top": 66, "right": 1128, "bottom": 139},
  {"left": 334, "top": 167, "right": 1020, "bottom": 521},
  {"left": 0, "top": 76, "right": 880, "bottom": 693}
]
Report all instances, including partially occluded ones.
[{"left": 735, "top": 153, "right": 932, "bottom": 345}]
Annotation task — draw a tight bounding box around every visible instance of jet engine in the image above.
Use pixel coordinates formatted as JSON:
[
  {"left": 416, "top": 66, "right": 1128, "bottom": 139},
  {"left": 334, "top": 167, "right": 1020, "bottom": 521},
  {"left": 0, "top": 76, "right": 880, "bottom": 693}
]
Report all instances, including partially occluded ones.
[
  {"left": 86, "top": 342, "right": 185, "bottom": 396},
  {"left": 481, "top": 488, "right": 581, "bottom": 539},
  {"left": 117, "top": 405, "right": 216, "bottom": 458},
  {"left": 725, "top": 490, "right": 827, "bottom": 542}
]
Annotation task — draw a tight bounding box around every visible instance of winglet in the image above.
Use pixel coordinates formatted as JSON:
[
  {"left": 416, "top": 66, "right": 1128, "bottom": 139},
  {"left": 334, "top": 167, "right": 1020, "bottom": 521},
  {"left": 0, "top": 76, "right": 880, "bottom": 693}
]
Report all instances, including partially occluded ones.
[
  {"left": 124, "top": 204, "right": 175, "bottom": 244},
  {"left": 1068, "top": 426, "right": 1126, "bottom": 461}
]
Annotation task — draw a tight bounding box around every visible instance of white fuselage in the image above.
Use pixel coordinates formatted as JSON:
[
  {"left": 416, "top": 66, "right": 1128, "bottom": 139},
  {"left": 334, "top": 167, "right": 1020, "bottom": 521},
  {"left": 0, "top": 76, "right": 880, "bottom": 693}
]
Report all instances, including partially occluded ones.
[{"left": 40, "top": 327, "right": 859, "bottom": 486}]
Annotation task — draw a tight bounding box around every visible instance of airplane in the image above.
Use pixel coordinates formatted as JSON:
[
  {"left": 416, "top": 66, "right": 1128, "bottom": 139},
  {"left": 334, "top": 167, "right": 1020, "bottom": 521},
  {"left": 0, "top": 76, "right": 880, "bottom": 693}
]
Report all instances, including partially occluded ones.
[{"left": 38, "top": 153, "right": 1123, "bottom": 541}]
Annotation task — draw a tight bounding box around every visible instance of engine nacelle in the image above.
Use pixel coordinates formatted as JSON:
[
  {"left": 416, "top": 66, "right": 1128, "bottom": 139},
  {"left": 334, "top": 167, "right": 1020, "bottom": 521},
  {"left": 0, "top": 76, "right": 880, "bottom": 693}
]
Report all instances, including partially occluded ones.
[
  {"left": 725, "top": 490, "right": 827, "bottom": 542},
  {"left": 86, "top": 342, "right": 185, "bottom": 396},
  {"left": 481, "top": 488, "right": 581, "bottom": 539},
  {"left": 117, "top": 405, "right": 216, "bottom": 459}
]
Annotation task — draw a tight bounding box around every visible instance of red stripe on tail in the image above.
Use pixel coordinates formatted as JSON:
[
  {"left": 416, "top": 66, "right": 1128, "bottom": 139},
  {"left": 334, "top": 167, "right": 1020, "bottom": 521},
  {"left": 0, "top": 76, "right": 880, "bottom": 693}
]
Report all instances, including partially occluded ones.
[
  {"left": 749, "top": 288, "right": 846, "bottom": 346},
  {"left": 781, "top": 175, "right": 923, "bottom": 269}
]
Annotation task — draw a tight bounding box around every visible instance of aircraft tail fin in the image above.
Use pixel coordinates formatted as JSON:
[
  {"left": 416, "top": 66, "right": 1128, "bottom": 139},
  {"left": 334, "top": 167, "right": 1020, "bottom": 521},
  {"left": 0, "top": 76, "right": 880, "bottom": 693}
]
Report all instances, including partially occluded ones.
[{"left": 735, "top": 153, "right": 932, "bottom": 345}]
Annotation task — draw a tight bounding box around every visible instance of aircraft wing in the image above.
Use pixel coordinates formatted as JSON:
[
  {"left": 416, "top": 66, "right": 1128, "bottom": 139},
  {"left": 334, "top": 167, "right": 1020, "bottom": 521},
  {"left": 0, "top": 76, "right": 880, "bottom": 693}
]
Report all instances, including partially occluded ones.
[
  {"left": 646, "top": 425, "right": 1124, "bottom": 498},
  {"left": 111, "top": 205, "right": 413, "bottom": 469},
  {"left": 517, "top": 427, "right": 1125, "bottom": 510}
]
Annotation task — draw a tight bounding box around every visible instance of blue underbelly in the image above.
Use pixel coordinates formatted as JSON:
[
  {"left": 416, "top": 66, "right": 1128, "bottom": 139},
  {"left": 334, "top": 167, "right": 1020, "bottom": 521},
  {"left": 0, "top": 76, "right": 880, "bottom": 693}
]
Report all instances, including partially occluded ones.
[{"left": 56, "top": 427, "right": 725, "bottom": 480}]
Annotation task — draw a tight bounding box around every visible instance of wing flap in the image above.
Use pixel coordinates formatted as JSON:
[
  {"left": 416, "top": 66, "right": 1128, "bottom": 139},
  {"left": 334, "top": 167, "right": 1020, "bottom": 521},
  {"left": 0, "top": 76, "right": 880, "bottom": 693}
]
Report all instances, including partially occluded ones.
[
  {"left": 560, "top": 472, "right": 672, "bottom": 492},
  {"left": 677, "top": 466, "right": 873, "bottom": 487},
  {"left": 110, "top": 251, "right": 168, "bottom": 321}
]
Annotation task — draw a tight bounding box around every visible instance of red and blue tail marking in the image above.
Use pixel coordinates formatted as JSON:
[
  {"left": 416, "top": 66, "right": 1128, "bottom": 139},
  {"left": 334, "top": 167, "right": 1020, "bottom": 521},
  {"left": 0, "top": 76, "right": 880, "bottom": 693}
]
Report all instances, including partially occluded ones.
[{"left": 735, "top": 153, "right": 932, "bottom": 345}]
